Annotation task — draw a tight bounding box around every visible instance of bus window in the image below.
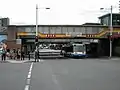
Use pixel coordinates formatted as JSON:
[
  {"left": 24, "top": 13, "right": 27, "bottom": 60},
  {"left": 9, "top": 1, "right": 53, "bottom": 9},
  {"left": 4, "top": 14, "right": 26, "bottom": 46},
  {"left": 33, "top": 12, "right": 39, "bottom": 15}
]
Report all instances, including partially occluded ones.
[{"left": 73, "top": 45, "right": 85, "bottom": 53}]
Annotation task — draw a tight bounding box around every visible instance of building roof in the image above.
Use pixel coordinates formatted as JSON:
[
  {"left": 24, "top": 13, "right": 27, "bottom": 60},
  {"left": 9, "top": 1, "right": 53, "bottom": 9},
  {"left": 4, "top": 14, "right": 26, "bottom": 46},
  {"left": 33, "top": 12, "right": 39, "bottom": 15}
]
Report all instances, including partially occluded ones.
[
  {"left": 82, "top": 23, "right": 101, "bottom": 25},
  {"left": 7, "top": 24, "right": 120, "bottom": 28},
  {"left": 8, "top": 24, "right": 106, "bottom": 27},
  {"left": 98, "top": 13, "right": 120, "bottom": 19}
]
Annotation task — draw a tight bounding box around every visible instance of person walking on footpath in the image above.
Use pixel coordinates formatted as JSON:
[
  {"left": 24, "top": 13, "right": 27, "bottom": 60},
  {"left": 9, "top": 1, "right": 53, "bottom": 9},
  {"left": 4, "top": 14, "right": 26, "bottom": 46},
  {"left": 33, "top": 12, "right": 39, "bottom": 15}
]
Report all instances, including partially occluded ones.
[
  {"left": 13, "top": 49, "right": 16, "bottom": 60},
  {"left": 17, "top": 48, "right": 21, "bottom": 60},
  {"left": 1, "top": 48, "right": 6, "bottom": 61},
  {"left": 21, "top": 50, "right": 25, "bottom": 60},
  {"left": 28, "top": 51, "right": 30, "bottom": 60}
]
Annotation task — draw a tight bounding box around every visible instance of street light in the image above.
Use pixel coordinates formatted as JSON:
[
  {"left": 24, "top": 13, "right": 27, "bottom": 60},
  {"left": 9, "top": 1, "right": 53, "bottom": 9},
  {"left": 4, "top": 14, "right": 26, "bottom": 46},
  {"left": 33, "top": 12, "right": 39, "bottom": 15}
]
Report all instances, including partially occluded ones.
[
  {"left": 35, "top": 4, "right": 50, "bottom": 62},
  {"left": 35, "top": 4, "right": 50, "bottom": 50},
  {"left": 100, "top": 6, "right": 113, "bottom": 58}
]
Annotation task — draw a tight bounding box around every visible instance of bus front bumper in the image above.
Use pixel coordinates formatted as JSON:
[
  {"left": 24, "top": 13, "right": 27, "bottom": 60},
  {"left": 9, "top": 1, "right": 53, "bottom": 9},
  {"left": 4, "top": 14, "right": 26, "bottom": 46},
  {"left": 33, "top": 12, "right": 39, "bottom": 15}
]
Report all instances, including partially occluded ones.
[{"left": 70, "top": 54, "right": 88, "bottom": 58}]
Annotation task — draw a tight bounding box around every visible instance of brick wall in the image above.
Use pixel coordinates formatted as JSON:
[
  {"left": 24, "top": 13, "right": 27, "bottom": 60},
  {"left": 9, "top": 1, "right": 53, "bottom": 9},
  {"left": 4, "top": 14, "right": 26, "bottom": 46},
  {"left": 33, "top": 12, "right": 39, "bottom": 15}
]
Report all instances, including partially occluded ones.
[{"left": 7, "top": 41, "right": 21, "bottom": 49}]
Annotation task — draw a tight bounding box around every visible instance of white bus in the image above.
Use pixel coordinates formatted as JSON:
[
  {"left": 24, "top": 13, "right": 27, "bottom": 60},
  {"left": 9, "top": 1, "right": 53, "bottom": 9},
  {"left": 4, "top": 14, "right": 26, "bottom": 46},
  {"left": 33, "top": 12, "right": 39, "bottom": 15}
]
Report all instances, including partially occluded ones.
[{"left": 60, "top": 43, "right": 87, "bottom": 58}]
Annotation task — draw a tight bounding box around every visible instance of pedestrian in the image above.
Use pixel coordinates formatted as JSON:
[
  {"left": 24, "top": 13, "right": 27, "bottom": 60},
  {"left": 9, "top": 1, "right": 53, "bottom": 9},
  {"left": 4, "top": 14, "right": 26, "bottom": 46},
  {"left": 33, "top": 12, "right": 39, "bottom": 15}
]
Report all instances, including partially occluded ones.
[
  {"left": 1, "top": 48, "right": 6, "bottom": 61},
  {"left": 13, "top": 49, "right": 16, "bottom": 60},
  {"left": 17, "top": 48, "right": 21, "bottom": 60},
  {"left": 21, "top": 50, "right": 25, "bottom": 60},
  {"left": 35, "top": 49, "right": 37, "bottom": 62},
  {"left": 28, "top": 51, "right": 30, "bottom": 60},
  {"left": 35, "top": 49, "right": 39, "bottom": 62},
  {"left": 9, "top": 49, "right": 13, "bottom": 59},
  {"left": 37, "top": 50, "right": 39, "bottom": 62}
]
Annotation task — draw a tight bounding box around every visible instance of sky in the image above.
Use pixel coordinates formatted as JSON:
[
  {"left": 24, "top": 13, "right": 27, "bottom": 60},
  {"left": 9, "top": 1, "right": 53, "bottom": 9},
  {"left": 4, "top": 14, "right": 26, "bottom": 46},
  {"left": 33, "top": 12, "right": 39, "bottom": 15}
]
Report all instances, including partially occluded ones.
[{"left": 0, "top": 0, "right": 119, "bottom": 25}]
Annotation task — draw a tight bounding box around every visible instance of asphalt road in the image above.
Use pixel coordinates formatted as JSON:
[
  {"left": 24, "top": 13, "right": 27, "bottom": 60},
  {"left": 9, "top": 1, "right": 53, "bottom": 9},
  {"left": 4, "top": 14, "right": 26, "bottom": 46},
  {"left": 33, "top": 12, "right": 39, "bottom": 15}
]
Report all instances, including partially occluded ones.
[
  {"left": 0, "top": 62, "right": 30, "bottom": 90},
  {"left": 1, "top": 58, "right": 120, "bottom": 90}
]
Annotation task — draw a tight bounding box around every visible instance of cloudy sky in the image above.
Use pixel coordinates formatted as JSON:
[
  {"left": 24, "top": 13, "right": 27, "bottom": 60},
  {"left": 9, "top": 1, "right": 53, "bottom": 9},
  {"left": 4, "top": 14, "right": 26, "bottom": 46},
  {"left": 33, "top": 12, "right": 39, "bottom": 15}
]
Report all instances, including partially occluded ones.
[{"left": 0, "top": 0, "right": 119, "bottom": 25}]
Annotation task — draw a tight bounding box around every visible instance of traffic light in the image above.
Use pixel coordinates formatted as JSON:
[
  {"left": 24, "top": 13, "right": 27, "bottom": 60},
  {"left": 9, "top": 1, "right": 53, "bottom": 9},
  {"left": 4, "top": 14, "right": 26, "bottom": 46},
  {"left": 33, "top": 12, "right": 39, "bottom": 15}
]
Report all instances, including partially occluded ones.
[
  {"left": 35, "top": 36, "right": 38, "bottom": 42},
  {"left": 107, "top": 35, "right": 111, "bottom": 39}
]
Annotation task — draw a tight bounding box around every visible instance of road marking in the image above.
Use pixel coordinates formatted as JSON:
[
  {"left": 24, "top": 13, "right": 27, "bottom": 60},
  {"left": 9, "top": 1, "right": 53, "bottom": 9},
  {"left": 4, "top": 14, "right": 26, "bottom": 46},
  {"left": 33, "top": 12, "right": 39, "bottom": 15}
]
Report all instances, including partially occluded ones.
[
  {"left": 27, "top": 74, "right": 31, "bottom": 79},
  {"left": 26, "top": 79, "right": 31, "bottom": 85},
  {"left": 24, "top": 85, "right": 29, "bottom": 90},
  {"left": 28, "top": 71, "right": 31, "bottom": 75},
  {"left": 29, "top": 68, "right": 32, "bottom": 72},
  {"left": 24, "top": 62, "right": 33, "bottom": 90},
  {"left": 29, "top": 66, "right": 32, "bottom": 71}
]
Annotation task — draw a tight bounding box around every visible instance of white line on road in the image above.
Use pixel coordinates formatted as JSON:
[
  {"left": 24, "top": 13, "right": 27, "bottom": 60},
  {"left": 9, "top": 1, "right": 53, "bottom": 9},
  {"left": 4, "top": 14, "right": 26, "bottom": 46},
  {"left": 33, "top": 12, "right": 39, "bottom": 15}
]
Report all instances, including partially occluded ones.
[
  {"left": 29, "top": 63, "right": 33, "bottom": 71},
  {"left": 26, "top": 79, "right": 31, "bottom": 85},
  {"left": 29, "top": 68, "right": 32, "bottom": 72},
  {"left": 28, "top": 71, "right": 31, "bottom": 75},
  {"left": 27, "top": 74, "right": 31, "bottom": 79},
  {"left": 24, "top": 62, "right": 33, "bottom": 90},
  {"left": 24, "top": 85, "right": 29, "bottom": 90}
]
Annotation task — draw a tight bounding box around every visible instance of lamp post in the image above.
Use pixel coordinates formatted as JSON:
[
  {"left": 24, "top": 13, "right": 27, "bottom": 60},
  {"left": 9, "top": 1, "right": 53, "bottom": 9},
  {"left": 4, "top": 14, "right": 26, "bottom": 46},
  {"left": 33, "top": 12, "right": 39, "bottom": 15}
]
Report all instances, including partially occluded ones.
[
  {"left": 110, "top": 5, "right": 113, "bottom": 58},
  {"left": 36, "top": 4, "right": 38, "bottom": 37},
  {"left": 35, "top": 4, "right": 50, "bottom": 50},
  {"left": 100, "top": 6, "right": 113, "bottom": 58},
  {"left": 35, "top": 4, "right": 38, "bottom": 51},
  {"left": 35, "top": 4, "right": 50, "bottom": 62}
]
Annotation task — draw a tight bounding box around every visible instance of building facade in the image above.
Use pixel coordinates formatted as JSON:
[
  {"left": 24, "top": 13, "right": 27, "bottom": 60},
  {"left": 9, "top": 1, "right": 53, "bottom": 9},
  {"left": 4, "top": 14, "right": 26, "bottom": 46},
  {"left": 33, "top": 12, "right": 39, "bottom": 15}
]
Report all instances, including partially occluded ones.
[
  {"left": 2, "top": 13, "right": 120, "bottom": 56},
  {"left": 0, "top": 18, "right": 9, "bottom": 51},
  {"left": 6, "top": 25, "right": 107, "bottom": 52},
  {"left": 99, "top": 13, "right": 120, "bottom": 26}
]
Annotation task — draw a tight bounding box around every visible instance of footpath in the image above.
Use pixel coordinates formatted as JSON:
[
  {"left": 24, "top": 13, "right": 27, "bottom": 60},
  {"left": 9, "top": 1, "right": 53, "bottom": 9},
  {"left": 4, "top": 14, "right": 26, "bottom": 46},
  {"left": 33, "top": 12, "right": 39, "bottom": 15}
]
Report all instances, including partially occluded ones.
[
  {"left": 6, "top": 58, "right": 35, "bottom": 63},
  {"left": 2, "top": 57, "right": 120, "bottom": 63},
  {"left": 98, "top": 56, "right": 120, "bottom": 60}
]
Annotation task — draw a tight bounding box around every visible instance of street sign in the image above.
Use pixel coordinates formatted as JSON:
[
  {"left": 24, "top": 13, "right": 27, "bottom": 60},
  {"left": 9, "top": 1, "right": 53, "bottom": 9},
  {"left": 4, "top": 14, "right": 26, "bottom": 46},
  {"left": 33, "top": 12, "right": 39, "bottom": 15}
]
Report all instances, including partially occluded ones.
[{"left": 16, "top": 39, "right": 21, "bottom": 44}]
